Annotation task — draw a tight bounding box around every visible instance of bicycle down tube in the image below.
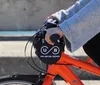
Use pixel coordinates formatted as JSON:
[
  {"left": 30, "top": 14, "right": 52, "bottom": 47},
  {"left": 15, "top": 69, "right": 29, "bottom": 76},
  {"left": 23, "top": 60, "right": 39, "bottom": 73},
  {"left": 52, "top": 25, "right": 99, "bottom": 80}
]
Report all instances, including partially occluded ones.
[{"left": 42, "top": 52, "right": 100, "bottom": 85}]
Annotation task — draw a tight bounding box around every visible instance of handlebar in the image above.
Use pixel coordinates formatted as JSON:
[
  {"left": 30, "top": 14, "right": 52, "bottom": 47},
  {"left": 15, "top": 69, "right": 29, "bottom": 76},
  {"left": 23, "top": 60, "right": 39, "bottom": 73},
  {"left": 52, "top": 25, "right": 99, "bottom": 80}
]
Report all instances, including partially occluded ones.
[{"left": 50, "top": 34, "right": 60, "bottom": 43}]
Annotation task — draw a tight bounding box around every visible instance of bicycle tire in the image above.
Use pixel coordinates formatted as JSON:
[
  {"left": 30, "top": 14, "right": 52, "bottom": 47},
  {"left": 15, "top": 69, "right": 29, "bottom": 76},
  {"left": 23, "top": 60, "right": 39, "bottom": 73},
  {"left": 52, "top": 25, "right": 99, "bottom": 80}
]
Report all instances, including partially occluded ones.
[
  {"left": 0, "top": 75, "right": 38, "bottom": 85},
  {"left": 0, "top": 80, "right": 33, "bottom": 85},
  {"left": 0, "top": 78, "right": 34, "bottom": 85}
]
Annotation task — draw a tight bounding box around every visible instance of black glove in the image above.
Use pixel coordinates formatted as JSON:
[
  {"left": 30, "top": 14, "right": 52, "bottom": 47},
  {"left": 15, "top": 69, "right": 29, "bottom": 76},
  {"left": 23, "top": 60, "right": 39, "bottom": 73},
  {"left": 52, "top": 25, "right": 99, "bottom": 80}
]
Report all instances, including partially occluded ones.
[{"left": 44, "top": 17, "right": 59, "bottom": 29}]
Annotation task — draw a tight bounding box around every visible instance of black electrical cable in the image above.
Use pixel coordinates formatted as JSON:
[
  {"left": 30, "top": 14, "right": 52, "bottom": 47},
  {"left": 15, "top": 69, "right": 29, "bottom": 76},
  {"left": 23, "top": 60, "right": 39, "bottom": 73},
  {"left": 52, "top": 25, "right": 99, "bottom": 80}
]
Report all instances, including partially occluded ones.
[
  {"left": 24, "top": 34, "right": 44, "bottom": 73},
  {"left": 24, "top": 25, "right": 56, "bottom": 76},
  {"left": 24, "top": 34, "right": 56, "bottom": 76},
  {"left": 30, "top": 43, "right": 47, "bottom": 72},
  {"left": 30, "top": 45, "right": 56, "bottom": 76}
]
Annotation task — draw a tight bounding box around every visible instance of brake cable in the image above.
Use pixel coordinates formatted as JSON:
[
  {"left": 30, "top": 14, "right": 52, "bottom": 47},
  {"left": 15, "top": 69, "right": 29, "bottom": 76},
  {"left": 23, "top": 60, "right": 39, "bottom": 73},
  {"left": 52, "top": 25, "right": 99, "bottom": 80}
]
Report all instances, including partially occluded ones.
[{"left": 24, "top": 25, "right": 55, "bottom": 76}]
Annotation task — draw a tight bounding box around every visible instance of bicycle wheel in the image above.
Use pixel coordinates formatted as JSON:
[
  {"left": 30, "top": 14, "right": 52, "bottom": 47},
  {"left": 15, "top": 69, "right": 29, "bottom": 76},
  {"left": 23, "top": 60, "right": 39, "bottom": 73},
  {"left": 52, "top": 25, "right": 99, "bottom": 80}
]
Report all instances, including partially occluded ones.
[
  {"left": 0, "top": 77, "right": 56, "bottom": 85},
  {"left": 0, "top": 75, "right": 36, "bottom": 85},
  {"left": 0, "top": 80, "right": 33, "bottom": 85},
  {"left": 0, "top": 79, "right": 34, "bottom": 85}
]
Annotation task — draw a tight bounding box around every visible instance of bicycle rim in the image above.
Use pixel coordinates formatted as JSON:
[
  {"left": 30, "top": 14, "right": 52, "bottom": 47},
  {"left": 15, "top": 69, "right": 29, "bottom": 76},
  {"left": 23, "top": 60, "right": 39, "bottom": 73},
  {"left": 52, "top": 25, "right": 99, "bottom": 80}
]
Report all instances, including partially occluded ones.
[{"left": 0, "top": 80, "right": 34, "bottom": 85}]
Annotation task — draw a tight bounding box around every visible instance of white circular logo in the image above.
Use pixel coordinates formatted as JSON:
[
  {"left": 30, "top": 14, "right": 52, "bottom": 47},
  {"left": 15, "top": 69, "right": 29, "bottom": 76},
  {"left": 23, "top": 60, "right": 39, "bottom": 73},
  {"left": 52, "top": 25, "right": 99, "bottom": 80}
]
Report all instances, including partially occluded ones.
[{"left": 40, "top": 46, "right": 60, "bottom": 55}]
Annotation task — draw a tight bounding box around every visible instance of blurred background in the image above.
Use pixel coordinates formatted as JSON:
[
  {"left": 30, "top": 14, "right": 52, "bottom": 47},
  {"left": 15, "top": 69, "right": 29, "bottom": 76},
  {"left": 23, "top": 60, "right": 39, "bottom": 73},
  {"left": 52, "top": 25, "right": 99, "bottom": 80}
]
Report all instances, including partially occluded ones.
[{"left": 0, "top": 0, "right": 76, "bottom": 31}]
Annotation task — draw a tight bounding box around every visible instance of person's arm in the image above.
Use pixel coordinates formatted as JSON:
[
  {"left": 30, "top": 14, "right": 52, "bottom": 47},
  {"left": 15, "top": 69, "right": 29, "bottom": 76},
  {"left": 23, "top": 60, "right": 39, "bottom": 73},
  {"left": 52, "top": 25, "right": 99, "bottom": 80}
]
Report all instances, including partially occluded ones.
[
  {"left": 59, "top": 0, "right": 100, "bottom": 52},
  {"left": 52, "top": 0, "right": 91, "bottom": 23}
]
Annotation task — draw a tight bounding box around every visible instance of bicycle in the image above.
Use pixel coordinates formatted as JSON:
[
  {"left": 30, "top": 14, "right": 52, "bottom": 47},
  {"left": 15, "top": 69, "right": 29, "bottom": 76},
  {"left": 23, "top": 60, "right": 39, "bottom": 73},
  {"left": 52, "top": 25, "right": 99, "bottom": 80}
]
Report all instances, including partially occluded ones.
[
  {"left": 0, "top": 51, "right": 100, "bottom": 85},
  {"left": 0, "top": 21, "right": 100, "bottom": 85}
]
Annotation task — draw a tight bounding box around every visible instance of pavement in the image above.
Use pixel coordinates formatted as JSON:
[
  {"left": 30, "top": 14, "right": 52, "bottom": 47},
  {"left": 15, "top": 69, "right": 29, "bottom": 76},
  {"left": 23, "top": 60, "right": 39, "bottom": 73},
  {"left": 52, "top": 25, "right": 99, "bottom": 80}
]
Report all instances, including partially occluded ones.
[{"left": 55, "top": 80, "right": 100, "bottom": 85}]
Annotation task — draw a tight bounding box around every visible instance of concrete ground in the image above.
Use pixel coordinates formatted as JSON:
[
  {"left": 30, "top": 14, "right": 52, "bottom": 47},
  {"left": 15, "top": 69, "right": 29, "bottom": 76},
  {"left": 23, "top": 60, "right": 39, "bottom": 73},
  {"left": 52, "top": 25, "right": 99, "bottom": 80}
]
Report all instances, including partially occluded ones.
[{"left": 55, "top": 80, "right": 100, "bottom": 85}]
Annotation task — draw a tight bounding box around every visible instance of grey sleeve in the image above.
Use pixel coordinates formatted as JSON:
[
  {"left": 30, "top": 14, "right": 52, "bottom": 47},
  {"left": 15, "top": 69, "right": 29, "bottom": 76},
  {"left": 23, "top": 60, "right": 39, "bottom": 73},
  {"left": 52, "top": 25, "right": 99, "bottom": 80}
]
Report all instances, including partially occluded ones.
[
  {"left": 53, "top": 0, "right": 91, "bottom": 23},
  {"left": 59, "top": 0, "right": 100, "bottom": 52}
]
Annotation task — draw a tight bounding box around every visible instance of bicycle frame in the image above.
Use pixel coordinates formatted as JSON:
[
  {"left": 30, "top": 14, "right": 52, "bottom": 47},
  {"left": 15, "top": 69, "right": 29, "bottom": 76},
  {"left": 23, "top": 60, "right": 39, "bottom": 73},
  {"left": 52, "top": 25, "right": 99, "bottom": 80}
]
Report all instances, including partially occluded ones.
[{"left": 42, "top": 52, "right": 100, "bottom": 85}]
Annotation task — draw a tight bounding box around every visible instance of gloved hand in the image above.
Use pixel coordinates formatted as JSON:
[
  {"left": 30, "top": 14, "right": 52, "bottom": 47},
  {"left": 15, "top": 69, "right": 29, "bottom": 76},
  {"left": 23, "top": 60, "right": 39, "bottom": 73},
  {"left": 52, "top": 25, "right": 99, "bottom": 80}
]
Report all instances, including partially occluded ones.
[
  {"left": 44, "top": 14, "right": 59, "bottom": 28},
  {"left": 45, "top": 27, "right": 64, "bottom": 45},
  {"left": 44, "top": 14, "right": 63, "bottom": 45},
  {"left": 46, "top": 14, "right": 59, "bottom": 24}
]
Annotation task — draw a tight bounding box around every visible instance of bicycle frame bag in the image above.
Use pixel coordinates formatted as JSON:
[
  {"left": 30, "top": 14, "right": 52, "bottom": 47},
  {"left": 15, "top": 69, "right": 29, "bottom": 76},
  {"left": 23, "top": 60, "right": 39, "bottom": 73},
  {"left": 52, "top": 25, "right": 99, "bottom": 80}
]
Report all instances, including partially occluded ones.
[{"left": 33, "top": 21, "right": 65, "bottom": 64}]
